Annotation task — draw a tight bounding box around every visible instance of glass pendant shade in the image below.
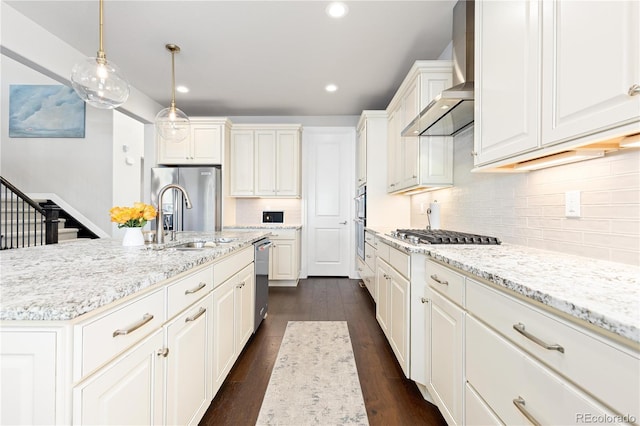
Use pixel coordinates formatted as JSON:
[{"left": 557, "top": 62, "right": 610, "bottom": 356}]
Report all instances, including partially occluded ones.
[
  {"left": 155, "top": 105, "right": 190, "bottom": 143},
  {"left": 71, "top": 56, "right": 130, "bottom": 109}
]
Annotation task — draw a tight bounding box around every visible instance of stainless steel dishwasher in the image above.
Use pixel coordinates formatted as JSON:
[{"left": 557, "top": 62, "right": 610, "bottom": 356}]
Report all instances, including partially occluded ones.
[{"left": 254, "top": 238, "right": 272, "bottom": 332}]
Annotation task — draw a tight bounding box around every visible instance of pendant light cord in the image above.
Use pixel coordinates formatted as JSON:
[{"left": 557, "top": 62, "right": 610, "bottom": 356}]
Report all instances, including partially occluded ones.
[
  {"left": 171, "top": 49, "right": 176, "bottom": 109},
  {"left": 97, "top": 0, "right": 106, "bottom": 61}
]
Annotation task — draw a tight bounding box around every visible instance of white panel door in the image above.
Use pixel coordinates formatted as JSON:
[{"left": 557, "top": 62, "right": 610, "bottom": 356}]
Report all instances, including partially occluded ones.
[{"left": 305, "top": 127, "right": 354, "bottom": 276}]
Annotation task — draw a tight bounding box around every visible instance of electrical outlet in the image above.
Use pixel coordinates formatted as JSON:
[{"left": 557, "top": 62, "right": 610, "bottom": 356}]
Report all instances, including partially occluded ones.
[{"left": 565, "top": 190, "right": 581, "bottom": 218}]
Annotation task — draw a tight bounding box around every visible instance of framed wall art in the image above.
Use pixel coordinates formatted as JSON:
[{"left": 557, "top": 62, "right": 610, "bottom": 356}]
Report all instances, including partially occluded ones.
[{"left": 9, "top": 84, "right": 86, "bottom": 138}]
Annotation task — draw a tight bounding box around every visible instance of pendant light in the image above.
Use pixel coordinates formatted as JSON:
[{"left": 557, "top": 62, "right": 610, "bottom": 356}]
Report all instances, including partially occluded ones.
[
  {"left": 155, "top": 44, "right": 190, "bottom": 143},
  {"left": 70, "top": 0, "right": 130, "bottom": 109}
]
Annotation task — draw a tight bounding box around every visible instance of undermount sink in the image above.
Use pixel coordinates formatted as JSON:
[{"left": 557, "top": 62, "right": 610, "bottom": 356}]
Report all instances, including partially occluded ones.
[{"left": 172, "top": 241, "right": 209, "bottom": 250}]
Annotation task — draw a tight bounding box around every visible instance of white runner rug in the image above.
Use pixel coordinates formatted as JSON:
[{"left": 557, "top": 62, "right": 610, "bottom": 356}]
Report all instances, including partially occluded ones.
[{"left": 256, "top": 321, "right": 369, "bottom": 425}]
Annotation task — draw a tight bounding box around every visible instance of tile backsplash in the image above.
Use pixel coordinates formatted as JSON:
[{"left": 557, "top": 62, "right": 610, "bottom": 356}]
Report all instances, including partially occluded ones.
[
  {"left": 411, "top": 128, "right": 640, "bottom": 266},
  {"left": 234, "top": 198, "right": 302, "bottom": 225}
]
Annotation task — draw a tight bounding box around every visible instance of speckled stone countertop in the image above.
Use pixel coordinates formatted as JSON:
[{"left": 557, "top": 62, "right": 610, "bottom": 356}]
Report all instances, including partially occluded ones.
[
  {"left": 225, "top": 224, "right": 302, "bottom": 230},
  {"left": 369, "top": 229, "right": 640, "bottom": 344},
  {"left": 0, "top": 231, "right": 269, "bottom": 322}
]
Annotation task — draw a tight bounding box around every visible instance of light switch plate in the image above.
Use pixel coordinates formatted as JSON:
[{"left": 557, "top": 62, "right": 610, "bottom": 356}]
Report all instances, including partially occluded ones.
[{"left": 565, "top": 190, "right": 581, "bottom": 218}]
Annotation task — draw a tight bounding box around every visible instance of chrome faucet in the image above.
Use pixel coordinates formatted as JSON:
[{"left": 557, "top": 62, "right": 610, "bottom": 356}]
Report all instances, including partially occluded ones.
[{"left": 155, "top": 184, "right": 193, "bottom": 244}]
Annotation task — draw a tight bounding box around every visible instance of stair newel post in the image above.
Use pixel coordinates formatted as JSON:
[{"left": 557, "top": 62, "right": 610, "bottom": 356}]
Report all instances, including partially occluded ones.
[{"left": 43, "top": 204, "right": 60, "bottom": 245}]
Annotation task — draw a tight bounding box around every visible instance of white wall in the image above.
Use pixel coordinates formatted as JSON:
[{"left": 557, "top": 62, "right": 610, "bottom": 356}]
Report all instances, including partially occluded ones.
[
  {"left": 1, "top": 2, "right": 163, "bottom": 235},
  {"left": 410, "top": 127, "right": 640, "bottom": 266}
]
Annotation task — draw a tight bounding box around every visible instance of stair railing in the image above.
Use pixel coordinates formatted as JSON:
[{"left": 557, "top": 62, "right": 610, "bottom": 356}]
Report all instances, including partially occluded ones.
[{"left": 0, "top": 176, "right": 59, "bottom": 249}]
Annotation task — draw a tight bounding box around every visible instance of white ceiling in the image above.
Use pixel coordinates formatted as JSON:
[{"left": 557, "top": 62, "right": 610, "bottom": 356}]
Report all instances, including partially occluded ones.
[{"left": 6, "top": 0, "right": 456, "bottom": 116}]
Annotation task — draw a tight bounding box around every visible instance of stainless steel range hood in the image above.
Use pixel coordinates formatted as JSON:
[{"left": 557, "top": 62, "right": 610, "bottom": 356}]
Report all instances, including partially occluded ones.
[{"left": 402, "top": 0, "right": 474, "bottom": 137}]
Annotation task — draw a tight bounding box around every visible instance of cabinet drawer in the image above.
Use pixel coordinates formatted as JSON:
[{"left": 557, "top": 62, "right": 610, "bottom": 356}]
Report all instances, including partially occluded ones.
[
  {"left": 364, "top": 242, "right": 376, "bottom": 271},
  {"left": 364, "top": 231, "right": 375, "bottom": 246},
  {"left": 214, "top": 247, "right": 254, "bottom": 288},
  {"left": 466, "top": 316, "right": 619, "bottom": 425},
  {"left": 78, "top": 289, "right": 165, "bottom": 379},
  {"left": 166, "top": 265, "right": 214, "bottom": 320},
  {"left": 465, "top": 383, "right": 503, "bottom": 426},
  {"left": 389, "top": 246, "right": 410, "bottom": 279},
  {"left": 425, "top": 259, "right": 465, "bottom": 307},
  {"left": 466, "top": 279, "right": 639, "bottom": 421},
  {"left": 268, "top": 229, "right": 296, "bottom": 240},
  {"left": 376, "top": 241, "right": 390, "bottom": 262}
]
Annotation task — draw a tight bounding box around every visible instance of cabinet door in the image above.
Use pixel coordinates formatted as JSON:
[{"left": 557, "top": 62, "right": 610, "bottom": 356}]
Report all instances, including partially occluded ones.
[
  {"left": 269, "top": 239, "right": 296, "bottom": 280},
  {"left": 356, "top": 122, "right": 367, "bottom": 186},
  {"left": 191, "top": 125, "right": 222, "bottom": 164},
  {"left": 230, "top": 130, "right": 255, "bottom": 196},
  {"left": 375, "top": 261, "right": 390, "bottom": 337},
  {"left": 474, "top": 0, "right": 540, "bottom": 166},
  {"left": 73, "top": 329, "right": 164, "bottom": 426},
  {"left": 541, "top": 1, "right": 640, "bottom": 146},
  {"left": 1, "top": 330, "right": 58, "bottom": 425},
  {"left": 165, "top": 293, "right": 213, "bottom": 426},
  {"left": 212, "top": 279, "right": 236, "bottom": 393},
  {"left": 255, "top": 130, "right": 277, "bottom": 196},
  {"left": 158, "top": 135, "right": 191, "bottom": 165},
  {"left": 275, "top": 130, "right": 300, "bottom": 196},
  {"left": 386, "top": 107, "right": 402, "bottom": 192},
  {"left": 388, "top": 267, "right": 410, "bottom": 377},
  {"left": 235, "top": 264, "right": 255, "bottom": 350},
  {"left": 430, "top": 290, "right": 464, "bottom": 426}
]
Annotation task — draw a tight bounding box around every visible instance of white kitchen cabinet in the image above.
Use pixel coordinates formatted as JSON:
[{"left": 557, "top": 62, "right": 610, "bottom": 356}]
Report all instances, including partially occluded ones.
[
  {"left": 356, "top": 118, "right": 367, "bottom": 187},
  {"left": 165, "top": 292, "right": 213, "bottom": 426},
  {"left": 375, "top": 245, "right": 411, "bottom": 377},
  {"left": 268, "top": 229, "right": 301, "bottom": 286},
  {"left": 541, "top": 0, "right": 640, "bottom": 146},
  {"left": 474, "top": 0, "right": 640, "bottom": 169},
  {"left": 229, "top": 124, "right": 302, "bottom": 198},
  {"left": 430, "top": 289, "right": 465, "bottom": 426},
  {"left": 212, "top": 262, "right": 255, "bottom": 394},
  {"left": 466, "top": 315, "right": 620, "bottom": 425},
  {"left": 73, "top": 329, "right": 164, "bottom": 426},
  {"left": 386, "top": 61, "right": 453, "bottom": 194},
  {"left": 0, "top": 329, "right": 62, "bottom": 425},
  {"left": 157, "top": 118, "right": 230, "bottom": 165},
  {"left": 356, "top": 257, "right": 375, "bottom": 301}
]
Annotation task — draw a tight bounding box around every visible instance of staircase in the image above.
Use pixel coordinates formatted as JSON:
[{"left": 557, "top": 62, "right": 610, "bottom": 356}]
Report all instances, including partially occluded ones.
[{"left": 0, "top": 177, "right": 83, "bottom": 249}]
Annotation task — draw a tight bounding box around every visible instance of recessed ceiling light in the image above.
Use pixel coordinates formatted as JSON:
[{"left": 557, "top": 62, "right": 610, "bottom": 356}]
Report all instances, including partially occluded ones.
[
  {"left": 176, "top": 85, "right": 189, "bottom": 94},
  {"left": 325, "top": 84, "right": 338, "bottom": 93},
  {"left": 326, "top": 2, "right": 348, "bottom": 18}
]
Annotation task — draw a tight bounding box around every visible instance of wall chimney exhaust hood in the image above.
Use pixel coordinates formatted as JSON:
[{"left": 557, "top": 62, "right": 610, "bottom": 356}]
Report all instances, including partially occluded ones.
[{"left": 402, "top": 0, "right": 474, "bottom": 137}]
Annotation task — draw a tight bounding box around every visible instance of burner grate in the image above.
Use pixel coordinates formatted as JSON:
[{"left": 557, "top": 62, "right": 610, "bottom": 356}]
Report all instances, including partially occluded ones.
[{"left": 396, "top": 229, "right": 501, "bottom": 245}]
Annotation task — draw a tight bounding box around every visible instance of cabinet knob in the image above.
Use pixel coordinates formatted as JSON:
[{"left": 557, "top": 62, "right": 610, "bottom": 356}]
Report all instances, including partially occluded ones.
[
  {"left": 157, "top": 348, "right": 169, "bottom": 358},
  {"left": 471, "top": 151, "right": 478, "bottom": 156},
  {"left": 628, "top": 84, "right": 640, "bottom": 96},
  {"left": 420, "top": 297, "right": 429, "bottom": 304}
]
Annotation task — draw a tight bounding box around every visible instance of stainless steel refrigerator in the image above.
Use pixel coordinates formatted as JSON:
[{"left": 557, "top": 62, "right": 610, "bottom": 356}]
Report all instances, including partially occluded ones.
[{"left": 150, "top": 166, "right": 222, "bottom": 232}]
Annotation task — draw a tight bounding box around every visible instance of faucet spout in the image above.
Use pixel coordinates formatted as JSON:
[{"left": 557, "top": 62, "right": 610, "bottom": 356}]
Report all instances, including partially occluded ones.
[{"left": 155, "top": 183, "right": 193, "bottom": 244}]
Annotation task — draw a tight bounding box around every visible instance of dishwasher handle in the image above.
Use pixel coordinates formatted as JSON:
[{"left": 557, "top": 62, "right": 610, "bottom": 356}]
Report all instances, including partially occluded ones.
[{"left": 256, "top": 240, "right": 273, "bottom": 251}]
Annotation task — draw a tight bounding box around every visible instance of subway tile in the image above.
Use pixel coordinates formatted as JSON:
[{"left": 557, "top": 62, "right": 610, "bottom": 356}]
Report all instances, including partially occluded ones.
[
  {"left": 582, "top": 204, "right": 640, "bottom": 219},
  {"left": 609, "top": 249, "right": 640, "bottom": 267},
  {"left": 611, "top": 220, "right": 640, "bottom": 235},
  {"left": 541, "top": 229, "right": 583, "bottom": 243},
  {"left": 583, "top": 232, "right": 640, "bottom": 251},
  {"left": 611, "top": 189, "right": 640, "bottom": 204},
  {"left": 561, "top": 218, "right": 610, "bottom": 232}
]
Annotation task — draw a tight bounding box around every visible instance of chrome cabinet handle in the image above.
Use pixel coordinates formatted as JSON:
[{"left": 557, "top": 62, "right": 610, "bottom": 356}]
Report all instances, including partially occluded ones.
[
  {"left": 513, "top": 397, "right": 541, "bottom": 426},
  {"left": 628, "top": 84, "right": 640, "bottom": 96},
  {"left": 157, "top": 348, "right": 169, "bottom": 357},
  {"left": 185, "top": 307, "right": 206, "bottom": 322},
  {"left": 513, "top": 323, "right": 565, "bottom": 353},
  {"left": 184, "top": 282, "right": 206, "bottom": 295},
  {"left": 113, "top": 313, "right": 154, "bottom": 338},
  {"left": 430, "top": 274, "right": 448, "bottom": 286},
  {"left": 420, "top": 297, "right": 429, "bottom": 304},
  {"left": 236, "top": 281, "right": 246, "bottom": 289},
  {"left": 339, "top": 221, "right": 347, "bottom": 225}
]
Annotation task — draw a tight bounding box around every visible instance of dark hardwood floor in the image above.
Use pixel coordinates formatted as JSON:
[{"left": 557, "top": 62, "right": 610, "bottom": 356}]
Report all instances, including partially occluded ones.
[{"left": 199, "top": 277, "right": 447, "bottom": 426}]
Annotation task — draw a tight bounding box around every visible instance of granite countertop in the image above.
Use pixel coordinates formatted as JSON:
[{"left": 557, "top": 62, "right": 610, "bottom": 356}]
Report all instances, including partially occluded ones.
[
  {"left": 369, "top": 229, "right": 640, "bottom": 344},
  {"left": 0, "top": 230, "right": 269, "bottom": 322},
  {"left": 225, "top": 224, "right": 302, "bottom": 230}
]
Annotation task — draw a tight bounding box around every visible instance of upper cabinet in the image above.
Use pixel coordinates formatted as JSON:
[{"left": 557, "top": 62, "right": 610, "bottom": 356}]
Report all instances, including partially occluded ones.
[
  {"left": 386, "top": 61, "right": 454, "bottom": 194},
  {"left": 157, "top": 117, "right": 230, "bottom": 165},
  {"left": 229, "top": 124, "right": 302, "bottom": 198},
  {"left": 474, "top": 0, "right": 640, "bottom": 170}
]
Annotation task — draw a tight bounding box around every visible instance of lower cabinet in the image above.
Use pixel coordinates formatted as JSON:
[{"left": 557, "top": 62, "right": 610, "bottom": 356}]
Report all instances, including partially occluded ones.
[
  {"left": 73, "top": 329, "right": 165, "bottom": 425},
  {"left": 165, "top": 293, "right": 214, "bottom": 426},
  {"left": 268, "top": 229, "right": 301, "bottom": 285},
  {"left": 376, "top": 257, "right": 410, "bottom": 376},
  {"left": 212, "top": 263, "right": 255, "bottom": 395},
  {"left": 429, "top": 289, "right": 464, "bottom": 426}
]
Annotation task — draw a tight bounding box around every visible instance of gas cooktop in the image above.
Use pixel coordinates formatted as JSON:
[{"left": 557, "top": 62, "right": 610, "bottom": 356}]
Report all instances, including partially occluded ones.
[{"left": 388, "top": 229, "right": 501, "bottom": 245}]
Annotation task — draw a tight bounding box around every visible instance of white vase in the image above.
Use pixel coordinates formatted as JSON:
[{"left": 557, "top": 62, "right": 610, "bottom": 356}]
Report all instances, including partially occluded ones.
[{"left": 122, "top": 227, "right": 145, "bottom": 247}]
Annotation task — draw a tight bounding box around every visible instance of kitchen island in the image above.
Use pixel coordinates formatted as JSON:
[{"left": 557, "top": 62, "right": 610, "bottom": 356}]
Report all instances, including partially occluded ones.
[{"left": 0, "top": 230, "right": 269, "bottom": 425}]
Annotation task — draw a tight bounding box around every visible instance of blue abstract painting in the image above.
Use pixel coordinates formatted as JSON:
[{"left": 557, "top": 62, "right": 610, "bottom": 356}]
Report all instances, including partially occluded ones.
[{"left": 9, "top": 85, "right": 85, "bottom": 138}]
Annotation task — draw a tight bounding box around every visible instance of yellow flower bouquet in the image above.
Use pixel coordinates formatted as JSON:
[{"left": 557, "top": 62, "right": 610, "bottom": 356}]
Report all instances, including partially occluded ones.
[{"left": 110, "top": 202, "right": 157, "bottom": 228}]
